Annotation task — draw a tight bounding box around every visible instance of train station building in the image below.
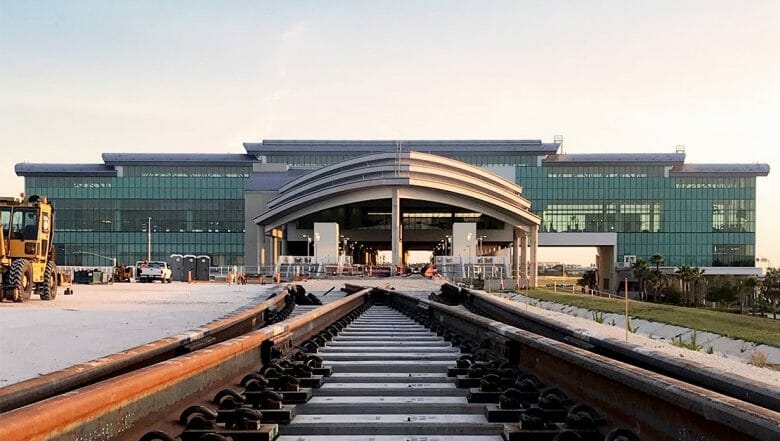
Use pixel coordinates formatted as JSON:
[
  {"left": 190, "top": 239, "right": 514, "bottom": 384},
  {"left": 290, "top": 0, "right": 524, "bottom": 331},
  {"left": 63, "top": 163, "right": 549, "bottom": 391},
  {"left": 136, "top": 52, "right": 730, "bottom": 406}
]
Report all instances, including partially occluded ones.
[{"left": 16, "top": 139, "right": 769, "bottom": 290}]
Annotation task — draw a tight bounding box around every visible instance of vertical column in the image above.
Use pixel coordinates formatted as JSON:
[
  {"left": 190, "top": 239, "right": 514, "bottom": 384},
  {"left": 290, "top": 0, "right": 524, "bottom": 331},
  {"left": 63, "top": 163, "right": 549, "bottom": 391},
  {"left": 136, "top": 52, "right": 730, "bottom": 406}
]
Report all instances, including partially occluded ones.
[
  {"left": 258, "top": 225, "right": 266, "bottom": 267},
  {"left": 512, "top": 228, "right": 520, "bottom": 279},
  {"left": 272, "top": 237, "right": 279, "bottom": 267},
  {"left": 597, "top": 245, "right": 615, "bottom": 291},
  {"left": 391, "top": 188, "right": 402, "bottom": 267},
  {"left": 529, "top": 224, "right": 538, "bottom": 288},
  {"left": 520, "top": 231, "right": 528, "bottom": 280},
  {"left": 280, "top": 238, "right": 288, "bottom": 258}
]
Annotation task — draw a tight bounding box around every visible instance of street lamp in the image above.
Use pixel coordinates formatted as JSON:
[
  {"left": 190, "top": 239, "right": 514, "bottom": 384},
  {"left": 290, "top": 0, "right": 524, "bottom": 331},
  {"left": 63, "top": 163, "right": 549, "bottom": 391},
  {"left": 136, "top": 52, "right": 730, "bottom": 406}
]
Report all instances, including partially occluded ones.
[
  {"left": 147, "top": 217, "right": 152, "bottom": 261},
  {"left": 302, "top": 234, "right": 312, "bottom": 257},
  {"left": 478, "top": 235, "right": 488, "bottom": 256},
  {"left": 466, "top": 232, "right": 473, "bottom": 264},
  {"left": 340, "top": 236, "right": 350, "bottom": 257}
]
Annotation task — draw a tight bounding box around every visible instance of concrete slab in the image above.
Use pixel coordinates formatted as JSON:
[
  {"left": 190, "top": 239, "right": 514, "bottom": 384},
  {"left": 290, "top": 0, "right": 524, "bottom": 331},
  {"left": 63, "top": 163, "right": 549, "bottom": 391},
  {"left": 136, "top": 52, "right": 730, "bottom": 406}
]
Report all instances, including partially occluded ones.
[
  {"left": 325, "top": 340, "right": 451, "bottom": 347},
  {"left": 277, "top": 436, "right": 502, "bottom": 441},
  {"left": 331, "top": 336, "right": 444, "bottom": 342},
  {"left": 338, "top": 331, "right": 436, "bottom": 336},
  {"left": 320, "top": 353, "right": 459, "bottom": 361},
  {"left": 0, "top": 282, "right": 275, "bottom": 385},
  {"left": 317, "top": 347, "right": 459, "bottom": 353},
  {"left": 324, "top": 360, "right": 454, "bottom": 373},
  {"left": 289, "top": 414, "right": 488, "bottom": 424},
  {"left": 317, "top": 383, "right": 461, "bottom": 396},
  {"left": 327, "top": 373, "right": 453, "bottom": 384},
  {"left": 307, "top": 396, "right": 467, "bottom": 404},
  {"left": 298, "top": 396, "right": 480, "bottom": 415}
]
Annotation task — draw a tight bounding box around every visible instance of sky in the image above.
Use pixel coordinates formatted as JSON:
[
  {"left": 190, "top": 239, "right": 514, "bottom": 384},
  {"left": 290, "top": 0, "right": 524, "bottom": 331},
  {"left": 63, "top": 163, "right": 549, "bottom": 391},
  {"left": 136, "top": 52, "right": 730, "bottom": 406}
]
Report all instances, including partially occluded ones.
[{"left": 1, "top": 0, "right": 778, "bottom": 265}]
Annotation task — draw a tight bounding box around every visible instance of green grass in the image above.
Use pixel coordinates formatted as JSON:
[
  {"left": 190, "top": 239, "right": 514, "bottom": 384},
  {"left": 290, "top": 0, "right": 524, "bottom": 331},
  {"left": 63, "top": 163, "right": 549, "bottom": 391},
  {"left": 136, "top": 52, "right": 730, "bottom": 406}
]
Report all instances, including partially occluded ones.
[{"left": 523, "top": 289, "right": 780, "bottom": 347}]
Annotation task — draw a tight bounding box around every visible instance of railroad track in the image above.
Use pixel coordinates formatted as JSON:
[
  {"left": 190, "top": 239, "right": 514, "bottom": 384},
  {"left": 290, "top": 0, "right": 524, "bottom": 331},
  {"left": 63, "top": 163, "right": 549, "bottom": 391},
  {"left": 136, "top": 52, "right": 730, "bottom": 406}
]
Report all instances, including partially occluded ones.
[
  {"left": 0, "top": 283, "right": 347, "bottom": 413},
  {"left": 0, "top": 284, "right": 777, "bottom": 441}
]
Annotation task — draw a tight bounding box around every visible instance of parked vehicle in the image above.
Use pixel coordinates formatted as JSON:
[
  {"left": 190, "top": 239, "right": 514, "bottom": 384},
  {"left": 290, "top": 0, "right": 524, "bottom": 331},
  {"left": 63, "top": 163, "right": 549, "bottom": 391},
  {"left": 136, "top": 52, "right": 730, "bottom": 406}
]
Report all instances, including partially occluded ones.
[
  {"left": 0, "top": 194, "right": 58, "bottom": 302},
  {"left": 137, "top": 261, "right": 172, "bottom": 283}
]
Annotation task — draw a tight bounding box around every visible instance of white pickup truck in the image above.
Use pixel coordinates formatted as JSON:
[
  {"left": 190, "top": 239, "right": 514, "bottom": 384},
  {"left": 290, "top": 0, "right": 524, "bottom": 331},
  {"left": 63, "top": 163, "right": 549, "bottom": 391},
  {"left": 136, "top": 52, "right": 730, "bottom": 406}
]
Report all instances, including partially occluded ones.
[{"left": 137, "top": 261, "right": 172, "bottom": 283}]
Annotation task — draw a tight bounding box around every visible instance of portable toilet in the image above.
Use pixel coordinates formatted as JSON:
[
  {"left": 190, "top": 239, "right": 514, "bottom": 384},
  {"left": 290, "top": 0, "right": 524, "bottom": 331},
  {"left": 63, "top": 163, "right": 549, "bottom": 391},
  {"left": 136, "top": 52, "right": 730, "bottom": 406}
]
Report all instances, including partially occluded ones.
[
  {"left": 183, "top": 255, "right": 196, "bottom": 281},
  {"left": 167, "top": 254, "right": 184, "bottom": 282},
  {"left": 195, "top": 255, "right": 211, "bottom": 281}
]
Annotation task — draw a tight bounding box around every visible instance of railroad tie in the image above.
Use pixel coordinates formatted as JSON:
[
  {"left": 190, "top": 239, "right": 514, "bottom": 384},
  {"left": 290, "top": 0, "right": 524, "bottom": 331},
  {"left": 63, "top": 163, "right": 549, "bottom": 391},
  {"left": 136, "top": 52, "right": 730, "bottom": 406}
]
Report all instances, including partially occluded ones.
[{"left": 277, "top": 304, "right": 505, "bottom": 441}]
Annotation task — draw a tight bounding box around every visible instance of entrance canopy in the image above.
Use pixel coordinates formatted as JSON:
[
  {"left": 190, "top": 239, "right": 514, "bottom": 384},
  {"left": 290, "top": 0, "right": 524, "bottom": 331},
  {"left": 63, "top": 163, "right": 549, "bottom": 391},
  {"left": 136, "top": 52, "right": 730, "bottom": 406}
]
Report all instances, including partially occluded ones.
[
  {"left": 254, "top": 152, "right": 540, "bottom": 232},
  {"left": 251, "top": 152, "right": 540, "bottom": 284}
]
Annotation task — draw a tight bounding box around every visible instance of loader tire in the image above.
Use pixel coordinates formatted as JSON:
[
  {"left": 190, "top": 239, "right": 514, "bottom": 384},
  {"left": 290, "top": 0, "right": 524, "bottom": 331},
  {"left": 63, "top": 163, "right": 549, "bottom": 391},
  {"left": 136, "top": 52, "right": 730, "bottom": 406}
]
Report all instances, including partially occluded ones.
[
  {"left": 39, "top": 261, "right": 58, "bottom": 300},
  {"left": 8, "top": 259, "right": 33, "bottom": 302}
]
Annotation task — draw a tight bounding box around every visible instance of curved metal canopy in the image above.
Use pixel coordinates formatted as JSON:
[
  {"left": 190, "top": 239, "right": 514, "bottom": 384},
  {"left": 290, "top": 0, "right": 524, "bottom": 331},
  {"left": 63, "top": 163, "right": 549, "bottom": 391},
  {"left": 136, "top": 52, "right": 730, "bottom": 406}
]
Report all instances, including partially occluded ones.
[{"left": 254, "top": 152, "right": 540, "bottom": 232}]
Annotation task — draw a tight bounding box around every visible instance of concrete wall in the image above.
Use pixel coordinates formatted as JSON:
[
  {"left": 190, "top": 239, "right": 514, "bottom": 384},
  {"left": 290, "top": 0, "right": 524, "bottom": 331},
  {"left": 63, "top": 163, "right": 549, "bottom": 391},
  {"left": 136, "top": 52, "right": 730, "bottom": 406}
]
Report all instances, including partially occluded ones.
[
  {"left": 596, "top": 245, "right": 615, "bottom": 291},
  {"left": 244, "top": 191, "right": 276, "bottom": 268},
  {"left": 452, "top": 223, "right": 477, "bottom": 263},
  {"left": 314, "top": 222, "right": 340, "bottom": 263}
]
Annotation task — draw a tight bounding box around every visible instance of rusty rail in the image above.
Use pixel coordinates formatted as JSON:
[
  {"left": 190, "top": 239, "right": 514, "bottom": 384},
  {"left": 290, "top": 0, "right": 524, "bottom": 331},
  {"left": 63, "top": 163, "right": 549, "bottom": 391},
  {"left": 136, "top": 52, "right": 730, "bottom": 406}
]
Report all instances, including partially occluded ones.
[
  {"left": 0, "top": 287, "right": 373, "bottom": 441},
  {"left": 382, "top": 289, "right": 780, "bottom": 441},
  {"left": 460, "top": 287, "right": 780, "bottom": 412},
  {"left": 2, "top": 285, "right": 777, "bottom": 441},
  {"left": 0, "top": 286, "right": 290, "bottom": 413}
]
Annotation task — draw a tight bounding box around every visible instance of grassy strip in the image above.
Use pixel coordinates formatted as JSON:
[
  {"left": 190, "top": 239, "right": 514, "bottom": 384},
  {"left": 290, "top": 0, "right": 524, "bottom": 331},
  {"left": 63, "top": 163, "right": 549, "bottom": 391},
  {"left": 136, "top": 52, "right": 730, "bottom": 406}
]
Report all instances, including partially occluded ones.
[{"left": 522, "top": 289, "right": 780, "bottom": 348}]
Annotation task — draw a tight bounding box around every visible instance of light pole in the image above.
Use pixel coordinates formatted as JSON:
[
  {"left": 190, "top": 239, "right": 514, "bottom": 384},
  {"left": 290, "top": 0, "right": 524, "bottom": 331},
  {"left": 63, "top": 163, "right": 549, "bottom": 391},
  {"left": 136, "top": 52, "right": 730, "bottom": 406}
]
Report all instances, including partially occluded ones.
[
  {"left": 302, "top": 234, "right": 312, "bottom": 257},
  {"left": 478, "top": 235, "right": 487, "bottom": 256},
  {"left": 466, "top": 232, "right": 473, "bottom": 264},
  {"left": 340, "top": 236, "right": 350, "bottom": 257},
  {"left": 147, "top": 217, "right": 152, "bottom": 261}
]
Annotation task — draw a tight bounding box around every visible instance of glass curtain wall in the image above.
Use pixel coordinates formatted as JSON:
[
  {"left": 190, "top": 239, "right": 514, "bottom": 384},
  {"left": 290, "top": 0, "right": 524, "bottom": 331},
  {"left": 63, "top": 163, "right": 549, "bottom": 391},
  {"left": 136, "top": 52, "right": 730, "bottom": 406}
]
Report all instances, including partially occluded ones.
[
  {"left": 517, "top": 164, "right": 756, "bottom": 267},
  {"left": 25, "top": 166, "right": 251, "bottom": 267}
]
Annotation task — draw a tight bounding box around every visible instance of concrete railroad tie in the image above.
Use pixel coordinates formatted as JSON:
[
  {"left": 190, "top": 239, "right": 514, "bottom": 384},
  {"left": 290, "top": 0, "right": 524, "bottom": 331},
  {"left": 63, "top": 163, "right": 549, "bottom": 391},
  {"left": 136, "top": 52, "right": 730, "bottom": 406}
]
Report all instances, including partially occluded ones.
[{"left": 276, "top": 305, "right": 504, "bottom": 440}]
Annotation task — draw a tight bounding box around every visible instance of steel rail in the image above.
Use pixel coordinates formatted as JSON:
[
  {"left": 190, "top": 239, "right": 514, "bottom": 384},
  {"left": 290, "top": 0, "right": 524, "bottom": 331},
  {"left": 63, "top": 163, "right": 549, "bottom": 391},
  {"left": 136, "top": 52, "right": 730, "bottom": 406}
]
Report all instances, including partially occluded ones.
[
  {"left": 383, "top": 289, "right": 780, "bottom": 441},
  {"left": 0, "top": 287, "right": 373, "bottom": 441},
  {"left": 0, "top": 286, "right": 291, "bottom": 413},
  {"left": 461, "top": 287, "right": 780, "bottom": 412}
]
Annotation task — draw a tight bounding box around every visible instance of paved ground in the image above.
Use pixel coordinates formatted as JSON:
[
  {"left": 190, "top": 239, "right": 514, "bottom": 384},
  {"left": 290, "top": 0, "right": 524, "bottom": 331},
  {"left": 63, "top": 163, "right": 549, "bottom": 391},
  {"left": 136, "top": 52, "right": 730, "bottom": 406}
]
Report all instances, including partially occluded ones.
[
  {"left": 0, "top": 281, "right": 276, "bottom": 385},
  {"left": 0, "top": 277, "right": 443, "bottom": 386},
  {"left": 6, "top": 276, "right": 771, "bottom": 391}
]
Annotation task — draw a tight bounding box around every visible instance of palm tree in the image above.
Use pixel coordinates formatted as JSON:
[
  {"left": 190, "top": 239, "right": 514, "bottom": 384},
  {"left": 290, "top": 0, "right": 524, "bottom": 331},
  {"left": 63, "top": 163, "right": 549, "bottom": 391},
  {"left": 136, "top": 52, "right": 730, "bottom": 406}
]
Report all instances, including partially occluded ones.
[
  {"left": 578, "top": 269, "right": 597, "bottom": 291},
  {"left": 648, "top": 254, "right": 667, "bottom": 302},
  {"left": 690, "top": 267, "right": 706, "bottom": 306},
  {"left": 632, "top": 259, "right": 651, "bottom": 301},
  {"left": 650, "top": 254, "right": 666, "bottom": 274},
  {"left": 736, "top": 276, "right": 760, "bottom": 314},
  {"left": 675, "top": 265, "right": 694, "bottom": 305},
  {"left": 763, "top": 268, "right": 780, "bottom": 320}
]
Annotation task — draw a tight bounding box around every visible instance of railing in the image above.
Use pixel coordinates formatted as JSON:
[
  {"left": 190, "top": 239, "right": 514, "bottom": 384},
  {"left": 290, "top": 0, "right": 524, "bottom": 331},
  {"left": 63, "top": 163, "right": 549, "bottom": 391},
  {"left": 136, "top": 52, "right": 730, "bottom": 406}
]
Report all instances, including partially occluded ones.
[{"left": 434, "top": 255, "right": 510, "bottom": 280}]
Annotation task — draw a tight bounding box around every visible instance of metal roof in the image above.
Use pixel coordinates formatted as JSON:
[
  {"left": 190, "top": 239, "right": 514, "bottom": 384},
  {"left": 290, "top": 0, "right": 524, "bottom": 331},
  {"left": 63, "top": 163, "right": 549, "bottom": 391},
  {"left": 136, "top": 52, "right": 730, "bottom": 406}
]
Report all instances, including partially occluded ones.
[
  {"left": 102, "top": 153, "right": 256, "bottom": 166},
  {"left": 244, "top": 140, "right": 561, "bottom": 155},
  {"left": 245, "top": 169, "right": 311, "bottom": 191},
  {"left": 543, "top": 153, "right": 686, "bottom": 166},
  {"left": 670, "top": 163, "right": 770, "bottom": 177},
  {"left": 15, "top": 163, "right": 117, "bottom": 177}
]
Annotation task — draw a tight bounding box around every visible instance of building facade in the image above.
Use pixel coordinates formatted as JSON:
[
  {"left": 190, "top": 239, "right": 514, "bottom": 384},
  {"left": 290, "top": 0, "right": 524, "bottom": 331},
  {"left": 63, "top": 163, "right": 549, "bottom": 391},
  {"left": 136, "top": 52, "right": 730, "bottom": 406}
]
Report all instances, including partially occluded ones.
[
  {"left": 16, "top": 140, "right": 769, "bottom": 289},
  {"left": 16, "top": 154, "right": 254, "bottom": 267}
]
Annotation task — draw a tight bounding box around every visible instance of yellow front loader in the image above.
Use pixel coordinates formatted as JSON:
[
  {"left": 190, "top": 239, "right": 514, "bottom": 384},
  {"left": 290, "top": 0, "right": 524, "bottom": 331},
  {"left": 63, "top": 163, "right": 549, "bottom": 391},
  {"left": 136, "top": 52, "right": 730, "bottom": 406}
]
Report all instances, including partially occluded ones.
[{"left": 0, "top": 195, "right": 57, "bottom": 302}]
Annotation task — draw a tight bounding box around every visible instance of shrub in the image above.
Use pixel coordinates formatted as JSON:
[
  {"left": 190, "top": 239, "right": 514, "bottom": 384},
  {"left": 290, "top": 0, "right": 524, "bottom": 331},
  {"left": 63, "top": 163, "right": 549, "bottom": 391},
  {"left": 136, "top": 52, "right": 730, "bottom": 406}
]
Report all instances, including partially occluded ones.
[
  {"left": 672, "top": 331, "right": 703, "bottom": 351},
  {"left": 659, "top": 285, "right": 682, "bottom": 305},
  {"left": 748, "top": 351, "right": 769, "bottom": 367}
]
